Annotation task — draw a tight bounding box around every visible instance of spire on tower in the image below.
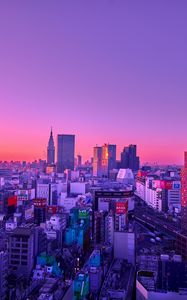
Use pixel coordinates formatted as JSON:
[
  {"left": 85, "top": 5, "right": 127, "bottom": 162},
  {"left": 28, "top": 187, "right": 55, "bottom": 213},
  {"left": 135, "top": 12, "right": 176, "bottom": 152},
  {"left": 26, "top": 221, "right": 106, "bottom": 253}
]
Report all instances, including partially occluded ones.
[{"left": 47, "top": 127, "right": 55, "bottom": 164}]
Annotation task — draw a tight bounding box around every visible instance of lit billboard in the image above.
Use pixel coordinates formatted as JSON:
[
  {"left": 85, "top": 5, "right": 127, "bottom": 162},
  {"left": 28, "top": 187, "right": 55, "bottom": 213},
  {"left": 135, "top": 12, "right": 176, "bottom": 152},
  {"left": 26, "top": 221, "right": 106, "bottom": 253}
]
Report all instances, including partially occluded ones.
[
  {"left": 95, "top": 190, "right": 133, "bottom": 211},
  {"left": 33, "top": 198, "right": 47, "bottom": 207},
  {"left": 173, "top": 181, "right": 181, "bottom": 189},
  {"left": 160, "top": 180, "right": 173, "bottom": 190},
  {"left": 47, "top": 206, "right": 58, "bottom": 214},
  {"left": 8, "top": 196, "right": 17, "bottom": 206},
  {"left": 116, "top": 201, "right": 128, "bottom": 214},
  {"left": 79, "top": 209, "right": 89, "bottom": 219}
]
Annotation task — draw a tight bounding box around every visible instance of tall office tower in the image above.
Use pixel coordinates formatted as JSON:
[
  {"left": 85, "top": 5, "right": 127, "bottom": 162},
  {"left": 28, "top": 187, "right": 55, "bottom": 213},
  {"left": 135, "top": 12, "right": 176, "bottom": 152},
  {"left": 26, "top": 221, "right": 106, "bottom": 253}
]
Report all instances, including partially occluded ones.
[
  {"left": 57, "top": 134, "right": 75, "bottom": 173},
  {"left": 121, "top": 144, "right": 140, "bottom": 171},
  {"left": 47, "top": 128, "right": 55, "bottom": 164},
  {"left": 77, "top": 155, "right": 82, "bottom": 167},
  {"left": 129, "top": 144, "right": 139, "bottom": 170},
  {"left": 108, "top": 144, "right": 117, "bottom": 170},
  {"left": 181, "top": 152, "right": 187, "bottom": 232},
  {"left": 93, "top": 146, "right": 102, "bottom": 177},
  {"left": 121, "top": 147, "right": 130, "bottom": 169},
  {"left": 101, "top": 144, "right": 116, "bottom": 177}
]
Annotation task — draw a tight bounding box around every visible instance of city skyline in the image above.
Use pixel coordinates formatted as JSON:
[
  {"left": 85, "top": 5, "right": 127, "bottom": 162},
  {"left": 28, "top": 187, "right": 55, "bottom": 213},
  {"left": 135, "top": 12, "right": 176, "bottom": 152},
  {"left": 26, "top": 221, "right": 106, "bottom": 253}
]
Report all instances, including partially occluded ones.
[
  {"left": 0, "top": 2, "right": 186, "bottom": 298},
  {"left": 1, "top": 1, "right": 187, "bottom": 164},
  {"left": 0, "top": 128, "right": 185, "bottom": 165}
]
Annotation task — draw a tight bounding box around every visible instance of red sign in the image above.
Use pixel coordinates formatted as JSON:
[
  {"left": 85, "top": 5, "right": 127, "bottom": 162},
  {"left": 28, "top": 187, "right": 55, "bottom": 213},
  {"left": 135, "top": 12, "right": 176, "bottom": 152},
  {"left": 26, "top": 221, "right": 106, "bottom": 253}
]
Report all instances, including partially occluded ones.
[
  {"left": 116, "top": 201, "right": 128, "bottom": 214},
  {"left": 33, "top": 198, "right": 47, "bottom": 207},
  {"left": 137, "top": 171, "right": 148, "bottom": 178},
  {"left": 8, "top": 196, "right": 17, "bottom": 206},
  {"left": 160, "top": 180, "right": 173, "bottom": 190},
  {"left": 47, "top": 206, "right": 57, "bottom": 214}
]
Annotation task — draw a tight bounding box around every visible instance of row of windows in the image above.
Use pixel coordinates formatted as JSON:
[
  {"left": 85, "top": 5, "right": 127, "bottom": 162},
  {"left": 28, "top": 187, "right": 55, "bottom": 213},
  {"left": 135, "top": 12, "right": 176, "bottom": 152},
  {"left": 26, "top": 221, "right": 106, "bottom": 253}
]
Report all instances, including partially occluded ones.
[
  {"left": 9, "top": 249, "right": 28, "bottom": 253},
  {"left": 11, "top": 243, "right": 28, "bottom": 248},
  {"left": 11, "top": 255, "right": 28, "bottom": 259},
  {"left": 11, "top": 261, "right": 27, "bottom": 265},
  {"left": 12, "top": 237, "right": 28, "bottom": 242}
]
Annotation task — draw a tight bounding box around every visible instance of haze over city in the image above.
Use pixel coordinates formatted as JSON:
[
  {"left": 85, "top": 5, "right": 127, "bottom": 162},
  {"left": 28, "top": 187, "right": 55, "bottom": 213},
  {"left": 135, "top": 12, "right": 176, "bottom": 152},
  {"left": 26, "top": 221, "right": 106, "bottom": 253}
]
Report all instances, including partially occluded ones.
[{"left": 1, "top": 0, "right": 187, "bottom": 163}]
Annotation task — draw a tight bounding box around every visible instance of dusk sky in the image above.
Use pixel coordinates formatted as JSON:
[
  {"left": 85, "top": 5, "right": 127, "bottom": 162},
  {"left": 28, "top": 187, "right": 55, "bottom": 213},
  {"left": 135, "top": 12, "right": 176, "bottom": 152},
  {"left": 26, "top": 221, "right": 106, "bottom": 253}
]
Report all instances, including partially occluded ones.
[{"left": 0, "top": 1, "right": 187, "bottom": 164}]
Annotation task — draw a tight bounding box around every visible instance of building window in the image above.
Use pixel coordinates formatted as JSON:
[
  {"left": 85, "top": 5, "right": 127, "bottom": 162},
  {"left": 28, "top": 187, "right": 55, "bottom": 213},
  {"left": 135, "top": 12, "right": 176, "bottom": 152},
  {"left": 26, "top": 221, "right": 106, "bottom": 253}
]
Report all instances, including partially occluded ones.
[{"left": 21, "top": 256, "right": 27, "bottom": 259}]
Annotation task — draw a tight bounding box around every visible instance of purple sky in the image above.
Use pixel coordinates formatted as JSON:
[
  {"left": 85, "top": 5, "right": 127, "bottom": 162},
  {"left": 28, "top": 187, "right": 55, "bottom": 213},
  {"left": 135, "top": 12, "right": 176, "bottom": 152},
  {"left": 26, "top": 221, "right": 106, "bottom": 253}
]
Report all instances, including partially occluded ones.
[{"left": 0, "top": 0, "right": 187, "bottom": 164}]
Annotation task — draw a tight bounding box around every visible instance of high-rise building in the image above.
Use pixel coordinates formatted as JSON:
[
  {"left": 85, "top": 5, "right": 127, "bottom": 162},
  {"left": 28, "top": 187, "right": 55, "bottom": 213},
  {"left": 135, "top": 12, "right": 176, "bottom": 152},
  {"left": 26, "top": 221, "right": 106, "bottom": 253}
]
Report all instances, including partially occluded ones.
[
  {"left": 121, "top": 144, "right": 139, "bottom": 171},
  {"left": 47, "top": 128, "right": 55, "bottom": 165},
  {"left": 57, "top": 134, "right": 75, "bottom": 173},
  {"left": 77, "top": 155, "right": 82, "bottom": 167},
  {"left": 102, "top": 144, "right": 116, "bottom": 176},
  {"left": 120, "top": 147, "right": 129, "bottom": 169},
  {"left": 93, "top": 146, "right": 102, "bottom": 177},
  {"left": 181, "top": 152, "right": 187, "bottom": 232},
  {"left": 93, "top": 144, "right": 116, "bottom": 177}
]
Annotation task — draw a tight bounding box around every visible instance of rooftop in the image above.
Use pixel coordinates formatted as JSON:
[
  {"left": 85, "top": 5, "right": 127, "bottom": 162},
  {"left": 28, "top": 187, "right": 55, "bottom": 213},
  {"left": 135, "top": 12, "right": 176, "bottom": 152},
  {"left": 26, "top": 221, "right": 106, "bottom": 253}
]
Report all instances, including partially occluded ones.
[
  {"left": 99, "top": 259, "right": 134, "bottom": 299},
  {"left": 10, "top": 224, "right": 34, "bottom": 236}
]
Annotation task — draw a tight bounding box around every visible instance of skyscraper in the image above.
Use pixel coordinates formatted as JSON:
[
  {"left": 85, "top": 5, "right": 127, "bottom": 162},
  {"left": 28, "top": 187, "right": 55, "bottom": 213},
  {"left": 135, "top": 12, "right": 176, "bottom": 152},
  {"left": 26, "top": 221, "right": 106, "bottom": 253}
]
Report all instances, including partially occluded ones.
[
  {"left": 181, "top": 151, "right": 187, "bottom": 232},
  {"left": 47, "top": 128, "right": 55, "bottom": 165},
  {"left": 101, "top": 144, "right": 116, "bottom": 177},
  {"left": 57, "top": 134, "right": 75, "bottom": 173},
  {"left": 77, "top": 155, "right": 82, "bottom": 167},
  {"left": 93, "top": 146, "right": 102, "bottom": 177},
  {"left": 93, "top": 144, "right": 116, "bottom": 177},
  {"left": 107, "top": 144, "right": 117, "bottom": 171},
  {"left": 121, "top": 144, "right": 139, "bottom": 171}
]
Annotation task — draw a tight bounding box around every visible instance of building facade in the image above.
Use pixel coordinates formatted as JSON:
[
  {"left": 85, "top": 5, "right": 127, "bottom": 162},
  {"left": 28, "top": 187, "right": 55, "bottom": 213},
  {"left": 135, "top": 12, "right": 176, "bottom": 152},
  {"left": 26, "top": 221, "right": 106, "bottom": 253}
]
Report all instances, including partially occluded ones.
[
  {"left": 47, "top": 129, "right": 55, "bottom": 165},
  {"left": 121, "top": 144, "right": 139, "bottom": 171},
  {"left": 93, "top": 144, "right": 116, "bottom": 177},
  {"left": 57, "top": 134, "right": 75, "bottom": 173},
  {"left": 93, "top": 146, "right": 102, "bottom": 177}
]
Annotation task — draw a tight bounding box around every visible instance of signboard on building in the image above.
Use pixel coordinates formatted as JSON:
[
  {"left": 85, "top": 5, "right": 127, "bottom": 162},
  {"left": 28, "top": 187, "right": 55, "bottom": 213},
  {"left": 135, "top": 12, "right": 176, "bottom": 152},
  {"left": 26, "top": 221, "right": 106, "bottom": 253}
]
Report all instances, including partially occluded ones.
[
  {"left": 8, "top": 196, "right": 17, "bottom": 206},
  {"left": 116, "top": 201, "right": 128, "bottom": 214},
  {"left": 160, "top": 180, "right": 173, "bottom": 190},
  {"left": 173, "top": 181, "right": 181, "bottom": 189},
  {"left": 33, "top": 198, "right": 47, "bottom": 207},
  {"left": 79, "top": 209, "right": 89, "bottom": 219},
  {"left": 95, "top": 190, "right": 133, "bottom": 211},
  {"left": 47, "top": 206, "right": 58, "bottom": 214}
]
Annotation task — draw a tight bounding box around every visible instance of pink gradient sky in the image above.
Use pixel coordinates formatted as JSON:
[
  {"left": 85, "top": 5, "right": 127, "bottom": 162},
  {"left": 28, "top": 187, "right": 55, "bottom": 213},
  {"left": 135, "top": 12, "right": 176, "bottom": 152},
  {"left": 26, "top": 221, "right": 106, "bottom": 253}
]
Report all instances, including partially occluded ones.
[{"left": 0, "top": 1, "right": 187, "bottom": 164}]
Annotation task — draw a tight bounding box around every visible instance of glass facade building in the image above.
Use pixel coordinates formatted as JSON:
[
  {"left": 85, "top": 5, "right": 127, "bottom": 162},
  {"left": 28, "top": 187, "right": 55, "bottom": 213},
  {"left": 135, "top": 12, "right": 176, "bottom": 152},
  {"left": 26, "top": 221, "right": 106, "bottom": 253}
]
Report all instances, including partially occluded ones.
[{"left": 57, "top": 134, "right": 75, "bottom": 173}]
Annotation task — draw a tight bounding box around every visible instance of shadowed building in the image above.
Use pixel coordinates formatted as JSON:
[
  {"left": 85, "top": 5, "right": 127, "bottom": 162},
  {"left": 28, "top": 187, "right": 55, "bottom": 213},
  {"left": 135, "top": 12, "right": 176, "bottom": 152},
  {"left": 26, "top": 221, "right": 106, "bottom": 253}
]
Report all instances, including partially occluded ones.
[
  {"left": 47, "top": 128, "right": 55, "bottom": 165},
  {"left": 57, "top": 134, "right": 75, "bottom": 173}
]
